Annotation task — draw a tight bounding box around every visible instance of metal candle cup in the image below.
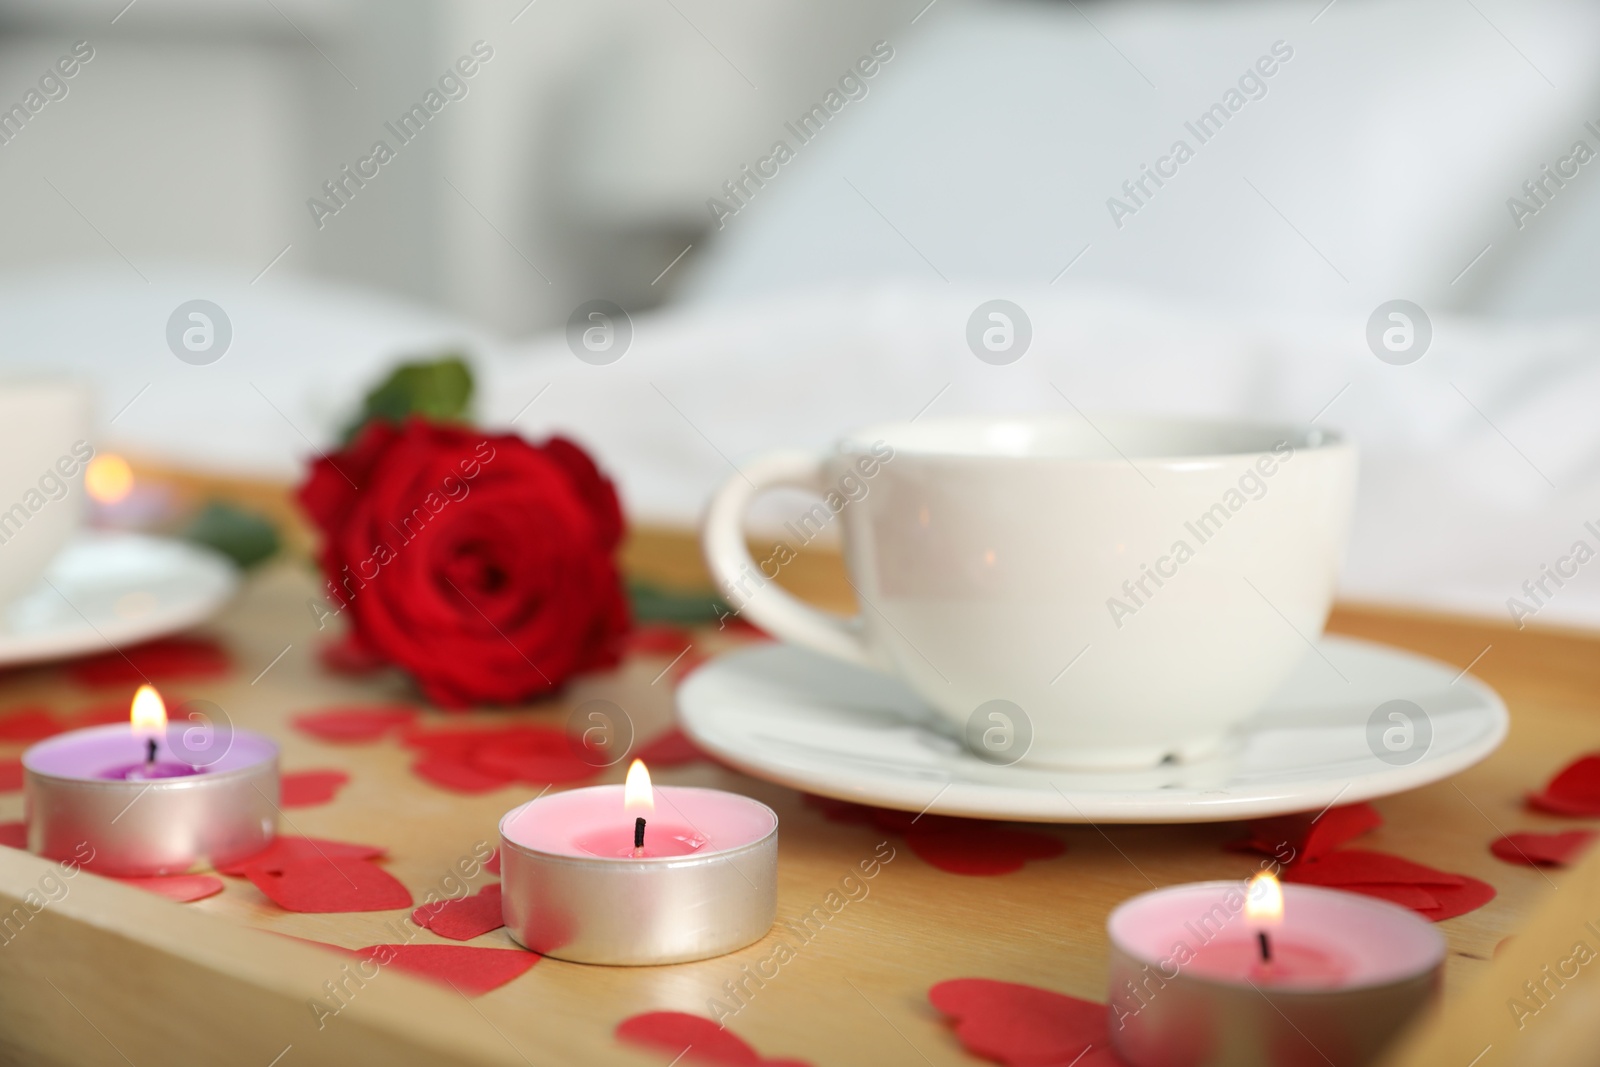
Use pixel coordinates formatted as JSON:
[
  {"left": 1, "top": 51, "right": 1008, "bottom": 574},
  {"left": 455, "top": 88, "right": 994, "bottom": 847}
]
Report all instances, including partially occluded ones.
[
  {"left": 1107, "top": 881, "right": 1444, "bottom": 1067},
  {"left": 499, "top": 783, "right": 778, "bottom": 965},
  {"left": 22, "top": 723, "right": 279, "bottom": 877}
]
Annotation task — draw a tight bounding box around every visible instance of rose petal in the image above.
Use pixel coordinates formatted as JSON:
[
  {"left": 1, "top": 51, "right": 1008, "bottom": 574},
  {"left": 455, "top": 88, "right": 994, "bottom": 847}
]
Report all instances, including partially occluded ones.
[
  {"left": 1528, "top": 755, "right": 1600, "bottom": 816},
  {"left": 247, "top": 858, "right": 412, "bottom": 913},
  {"left": 1491, "top": 830, "right": 1598, "bottom": 868},
  {"left": 0, "top": 821, "right": 27, "bottom": 849},
  {"left": 617, "top": 1012, "right": 812, "bottom": 1067},
  {"left": 66, "top": 637, "right": 231, "bottom": 686},
  {"left": 929, "top": 979, "right": 1121, "bottom": 1067},
  {"left": 353, "top": 943, "right": 537, "bottom": 996},
  {"left": 905, "top": 822, "right": 1065, "bottom": 876},
  {"left": 292, "top": 705, "right": 418, "bottom": 743},
  {"left": 541, "top": 435, "right": 626, "bottom": 552},
  {"left": 412, "top": 884, "right": 504, "bottom": 941},
  {"left": 112, "top": 874, "right": 225, "bottom": 903},
  {"left": 0, "top": 759, "right": 22, "bottom": 793},
  {"left": 281, "top": 770, "right": 351, "bottom": 808}
]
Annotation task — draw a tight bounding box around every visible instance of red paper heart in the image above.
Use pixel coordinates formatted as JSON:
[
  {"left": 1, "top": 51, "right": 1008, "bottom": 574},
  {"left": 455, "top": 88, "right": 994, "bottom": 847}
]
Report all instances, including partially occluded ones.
[
  {"left": 0, "top": 821, "right": 26, "bottom": 849},
  {"left": 906, "top": 821, "right": 1065, "bottom": 876},
  {"left": 0, "top": 758, "right": 22, "bottom": 793},
  {"left": 280, "top": 769, "right": 351, "bottom": 808},
  {"left": 316, "top": 635, "right": 391, "bottom": 676},
  {"left": 722, "top": 617, "right": 769, "bottom": 640},
  {"left": 1333, "top": 883, "right": 1440, "bottom": 911},
  {"left": 1285, "top": 850, "right": 1495, "bottom": 921},
  {"left": 0, "top": 706, "right": 62, "bottom": 742},
  {"left": 627, "top": 625, "right": 695, "bottom": 657},
  {"left": 412, "top": 755, "right": 515, "bottom": 794},
  {"left": 468, "top": 732, "right": 595, "bottom": 785},
  {"left": 353, "top": 943, "right": 537, "bottom": 996},
  {"left": 635, "top": 727, "right": 709, "bottom": 767},
  {"left": 484, "top": 848, "right": 501, "bottom": 876},
  {"left": 1225, "top": 803, "right": 1383, "bottom": 864},
  {"left": 1411, "top": 877, "right": 1497, "bottom": 922},
  {"left": 63, "top": 703, "right": 132, "bottom": 728},
  {"left": 404, "top": 725, "right": 596, "bottom": 793},
  {"left": 292, "top": 704, "right": 418, "bottom": 743},
  {"left": 216, "top": 836, "right": 386, "bottom": 876},
  {"left": 0, "top": 700, "right": 192, "bottom": 745},
  {"left": 111, "top": 874, "right": 225, "bottom": 903},
  {"left": 1283, "top": 850, "right": 1466, "bottom": 887},
  {"left": 247, "top": 858, "right": 412, "bottom": 913},
  {"left": 1528, "top": 755, "right": 1600, "bottom": 816},
  {"left": 805, "top": 795, "right": 919, "bottom": 834},
  {"left": 1491, "top": 830, "right": 1598, "bottom": 868},
  {"left": 617, "top": 1011, "right": 812, "bottom": 1067},
  {"left": 806, "top": 797, "right": 1061, "bottom": 876},
  {"left": 413, "top": 884, "right": 504, "bottom": 941},
  {"left": 929, "top": 979, "right": 1121, "bottom": 1067},
  {"left": 66, "top": 637, "right": 231, "bottom": 685}
]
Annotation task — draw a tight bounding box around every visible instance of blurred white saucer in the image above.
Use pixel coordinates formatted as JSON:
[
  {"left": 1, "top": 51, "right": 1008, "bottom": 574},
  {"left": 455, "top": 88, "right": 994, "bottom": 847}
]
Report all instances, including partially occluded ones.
[
  {"left": 677, "top": 636, "right": 1507, "bottom": 824},
  {"left": 0, "top": 532, "right": 237, "bottom": 668}
]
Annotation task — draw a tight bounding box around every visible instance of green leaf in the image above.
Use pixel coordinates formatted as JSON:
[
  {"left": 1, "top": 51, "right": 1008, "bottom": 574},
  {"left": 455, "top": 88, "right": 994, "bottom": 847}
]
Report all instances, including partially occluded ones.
[
  {"left": 626, "top": 579, "right": 732, "bottom": 626},
  {"left": 181, "top": 500, "right": 281, "bottom": 570},
  {"left": 342, "top": 354, "right": 474, "bottom": 442}
]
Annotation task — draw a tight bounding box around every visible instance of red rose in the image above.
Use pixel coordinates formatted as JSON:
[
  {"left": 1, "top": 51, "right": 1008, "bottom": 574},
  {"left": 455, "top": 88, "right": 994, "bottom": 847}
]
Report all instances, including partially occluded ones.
[{"left": 297, "top": 418, "right": 630, "bottom": 707}]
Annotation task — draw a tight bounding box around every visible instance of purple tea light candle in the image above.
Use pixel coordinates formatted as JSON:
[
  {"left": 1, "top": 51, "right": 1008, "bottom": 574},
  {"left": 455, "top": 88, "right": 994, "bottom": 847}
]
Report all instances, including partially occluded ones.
[
  {"left": 23, "top": 685, "right": 278, "bottom": 876},
  {"left": 500, "top": 760, "right": 777, "bottom": 965}
]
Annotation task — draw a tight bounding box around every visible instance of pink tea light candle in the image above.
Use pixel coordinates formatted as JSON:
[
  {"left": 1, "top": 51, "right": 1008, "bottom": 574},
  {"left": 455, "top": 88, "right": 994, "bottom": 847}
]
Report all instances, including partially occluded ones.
[
  {"left": 1108, "top": 874, "right": 1444, "bottom": 1067},
  {"left": 23, "top": 686, "right": 278, "bottom": 877},
  {"left": 500, "top": 760, "right": 778, "bottom": 965}
]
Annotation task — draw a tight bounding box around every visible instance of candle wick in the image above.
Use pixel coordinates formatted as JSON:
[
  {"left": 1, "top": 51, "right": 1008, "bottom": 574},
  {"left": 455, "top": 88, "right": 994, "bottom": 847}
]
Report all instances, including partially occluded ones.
[
  {"left": 634, "top": 816, "right": 646, "bottom": 851},
  {"left": 1257, "top": 930, "right": 1272, "bottom": 964},
  {"left": 144, "top": 737, "right": 157, "bottom": 768}
]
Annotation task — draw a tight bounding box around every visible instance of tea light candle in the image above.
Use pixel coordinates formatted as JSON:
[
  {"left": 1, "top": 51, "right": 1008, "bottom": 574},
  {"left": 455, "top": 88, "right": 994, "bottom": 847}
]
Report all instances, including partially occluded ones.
[
  {"left": 23, "top": 686, "right": 278, "bottom": 877},
  {"left": 499, "top": 760, "right": 777, "bottom": 965},
  {"left": 1108, "top": 876, "right": 1444, "bottom": 1067}
]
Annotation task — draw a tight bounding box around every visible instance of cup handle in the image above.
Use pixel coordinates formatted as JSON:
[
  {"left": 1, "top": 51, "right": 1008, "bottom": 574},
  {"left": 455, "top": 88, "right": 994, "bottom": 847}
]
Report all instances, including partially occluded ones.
[{"left": 701, "top": 451, "right": 876, "bottom": 670}]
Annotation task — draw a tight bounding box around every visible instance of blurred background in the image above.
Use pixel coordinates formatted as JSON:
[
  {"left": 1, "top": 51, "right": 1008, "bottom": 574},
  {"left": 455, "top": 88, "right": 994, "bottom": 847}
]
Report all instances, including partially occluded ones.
[{"left": 2, "top": 0, "right": 1598, "bottom": 623}]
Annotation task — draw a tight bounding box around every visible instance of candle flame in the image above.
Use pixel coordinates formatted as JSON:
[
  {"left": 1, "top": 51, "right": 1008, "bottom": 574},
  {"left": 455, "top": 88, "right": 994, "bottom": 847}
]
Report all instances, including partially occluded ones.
[
  {"left": 624, "top": 759, "right": 654, "bottom": 814},
  {"left": 85, "top": 454, "right": 135, "bottom": 505},
  {"left": 130, "top": 684, "right": 166, "bottom": 738},
  {"left": 1246, "top": 871, "right": 1284, "bottom": 925}
]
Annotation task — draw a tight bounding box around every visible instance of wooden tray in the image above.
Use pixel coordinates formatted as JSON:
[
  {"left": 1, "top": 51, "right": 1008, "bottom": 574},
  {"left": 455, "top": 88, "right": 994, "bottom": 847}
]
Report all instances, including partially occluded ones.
[{"left": 2, "top": 523, "right": 1596, "bottom": 1066}]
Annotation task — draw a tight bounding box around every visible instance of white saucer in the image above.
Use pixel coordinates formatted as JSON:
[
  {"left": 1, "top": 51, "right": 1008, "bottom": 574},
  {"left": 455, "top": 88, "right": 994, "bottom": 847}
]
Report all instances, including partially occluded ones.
[
  {"left": 677, "top": 636, "right": 1508, "bottom": 823},
  {"left": 0, "top": 532, "right": 238, "bottom": 668}
]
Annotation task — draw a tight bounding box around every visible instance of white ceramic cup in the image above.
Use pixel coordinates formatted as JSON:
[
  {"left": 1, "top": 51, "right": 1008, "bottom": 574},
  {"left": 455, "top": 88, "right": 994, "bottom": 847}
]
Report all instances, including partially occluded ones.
[
  {"left": 0, "top": 382, "right": 93, "bottom": 608},
  {"left": 702, "top": 415, "right": 1357, "bottom": 769}
]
